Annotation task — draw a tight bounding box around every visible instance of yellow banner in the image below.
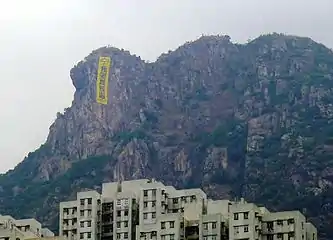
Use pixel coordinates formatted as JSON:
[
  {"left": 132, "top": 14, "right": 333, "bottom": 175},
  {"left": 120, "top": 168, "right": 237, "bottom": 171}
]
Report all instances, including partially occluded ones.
[{"left": 96, "top": 56, "right": 111, "bottom": 105}]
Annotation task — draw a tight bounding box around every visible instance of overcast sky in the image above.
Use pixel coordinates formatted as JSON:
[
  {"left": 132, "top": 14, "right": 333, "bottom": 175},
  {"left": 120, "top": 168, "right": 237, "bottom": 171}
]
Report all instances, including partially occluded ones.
[{"left": 0, "top": 0, "right": 332, "bottom": 173}]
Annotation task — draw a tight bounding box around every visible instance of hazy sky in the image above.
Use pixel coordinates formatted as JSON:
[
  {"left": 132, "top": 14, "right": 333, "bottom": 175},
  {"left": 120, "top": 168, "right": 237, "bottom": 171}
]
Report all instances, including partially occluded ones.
[{"left": 0, "top": 0, "right": 332, "bottom": 173}]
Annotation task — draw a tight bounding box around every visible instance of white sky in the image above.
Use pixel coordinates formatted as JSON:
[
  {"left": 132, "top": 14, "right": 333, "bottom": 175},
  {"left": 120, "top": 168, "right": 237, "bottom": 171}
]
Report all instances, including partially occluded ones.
[{"left": 0, "top": 0, "right": 332, "bottom": 173}]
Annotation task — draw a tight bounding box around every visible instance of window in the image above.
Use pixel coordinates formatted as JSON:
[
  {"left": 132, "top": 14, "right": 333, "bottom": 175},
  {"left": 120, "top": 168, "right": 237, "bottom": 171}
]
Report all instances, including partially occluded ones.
[
  {"left": 124, "top": 210, "right": 128, "bottom": 216},
  {"left": 152, "top": 189, "right": 156, "bottom": 196},
  {"left": 267, "top": 234, "right": 273, "bottom": 240},
  {"left": 117, "top": 233, "right": 120, "bottom": 239},
  {"left": 144, "top": 202, "right": 148, "bottom": 208},
  {"left": 234, "top": 226, "right": 239, "bottom": 234},
  {"left": 143, "top": 213, "right": 148, "bottom": 219},
  {"left": 80, "top": 199, "right": 85, "bottom": 206},
  {"left": 244, "top": 212, "right": 249, "bottom": 219},
  {"left": 244, "top": 225, "right": 249, "bottom": 232},
  {"left": 124, "top": 221, "right": 128, "bottom": 227},
  {"left": 144, "top": 190, "right": 148, "bottom": 197},
  {"left": 117, "top": 222, "right": 120, "bottom": 228},
  {"left": 277, "top": 233, "right": 283, "bottom": 239},
  {"left": 80, "top": 233, "right": 84, "bottom": 239},
  {"left": 267, "top": 221, "right": 273, "bottom": 231},
  {"left": 124, "top": 232, "right": 128, "bottom": 239},
  {"left": 212, "top": 222, "right": 217, "bottom": 229},
  {"left": 87, "top": 198, "right": 92, "bottom": 204},
  {"left": 302, "top": 222, "right": 304, "bottom": 229},
  {"left": 204, "top": 223, "right": 208, "bottom": 230},
  {"left": 234, "top": 213, "right": 239, "bottom": 220},
  {"left": 117, "top": 211, "right": 121, "bottom": 217},
  {"left": 212, "top": 236, "right": 217, "bottom": 240},
  {"left": 287, "top": 218, "right": 295, "bottom": 225},
  {"left": 152, "top": 212, "right": 156, "bottom": 219},
  {"left": 104, "top": 226, "right": 112, "bottom": 233},
  {"left": 161, "top": 236, "right": 165, "bottom": 240},
  {"left": 80, "top": 211, "right": 84, "bottom": 217},
  {"left": 170, "top": 234, "right": 175, "bottom": 240},
  {"left": 173, "top": 198, "right": 178, "bottom": 204},
  {"left": 277, "top": 220, "right": 283, "bottom": 225},
  {"left": 103, "top": 215, "right": 111, "bottom": 223},
  {"left": 170, "top": 221, "right": 174, "bottom": 228},
  {"left": 288, "top": 232, "right": 295, "bottom": 238},
  {"left": 161, "top": 222, "right": 165, "bottom": 229},
  {"left": 87, "top": 221, "right": 91, "bottom": 227},
  {"left": 87, "top": 232, "right": 91, "bottom": 239},
  {"left": 80, "top": 222, "right": 84, "bottom": 227},
  {"left": 152, "top": 201, "right": 156, "bottom": 207},
  {"left": 116, "top": 199, "right": 121, "bottom": 206}
]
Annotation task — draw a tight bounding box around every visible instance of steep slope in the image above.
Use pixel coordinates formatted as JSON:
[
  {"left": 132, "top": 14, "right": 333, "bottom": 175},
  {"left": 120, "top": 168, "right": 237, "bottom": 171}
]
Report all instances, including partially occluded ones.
[{"left": 1, "top": 33, "right": 333, "bottom": 239}]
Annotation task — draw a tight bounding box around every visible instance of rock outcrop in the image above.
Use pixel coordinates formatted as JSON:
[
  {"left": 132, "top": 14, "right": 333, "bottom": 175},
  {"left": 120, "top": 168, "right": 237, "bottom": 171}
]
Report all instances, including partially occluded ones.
[{"left": 1, "top": 33, "right": 333, "bottom": 239}]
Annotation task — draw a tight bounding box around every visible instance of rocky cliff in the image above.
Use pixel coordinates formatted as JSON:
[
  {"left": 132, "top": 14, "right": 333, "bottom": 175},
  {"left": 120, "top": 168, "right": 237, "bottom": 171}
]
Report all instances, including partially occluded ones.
[{"left": 1, "top": 33, "right": 333, "bottom": 239}]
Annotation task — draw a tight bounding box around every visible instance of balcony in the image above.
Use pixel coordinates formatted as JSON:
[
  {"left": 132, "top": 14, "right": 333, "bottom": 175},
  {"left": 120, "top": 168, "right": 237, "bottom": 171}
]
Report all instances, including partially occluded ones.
[
  {"left": 102, "top": 232, "right": 113, "bottom": 237},
  {"left": 65, "top": 236, "right": 77, "bottom": 240},
  {"left": 102, "top": 208, "right": 113, "bottom": 214},
  {"left": 102, "top": 219, "right": 113, "bottom": 225},
  {"left": 63, "top": 225, "right": 70, "bottom": 231},
  {"left": 63, "top": 214, "right": 76, "bottom": 219},
  {"left": 63, "top": 223, "right": 78, "bottom": 230},
  {"left": 262, "top": 224, "right": 295, "bottom": 235},
  {"left": 80, "top": 204, "right": 93, "bottom": 210},
  {"left": 186, "top": 234, "right": 199, "bottom": 240}
]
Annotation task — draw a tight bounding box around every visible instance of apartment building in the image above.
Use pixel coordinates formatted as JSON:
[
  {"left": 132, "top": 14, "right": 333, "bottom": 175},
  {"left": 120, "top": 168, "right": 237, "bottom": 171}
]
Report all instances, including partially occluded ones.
[
  {"left": 59, "top": 179, "right": 317, "bottom": 240},
  {"left": 0, "top": 214, "right": 54, "bottom": 240},
  {"left": 27, "top": 237, "right": 64, "bottom": 240},
  {"left": 59, "top": 191, "right": 101, "bottom": 240}
]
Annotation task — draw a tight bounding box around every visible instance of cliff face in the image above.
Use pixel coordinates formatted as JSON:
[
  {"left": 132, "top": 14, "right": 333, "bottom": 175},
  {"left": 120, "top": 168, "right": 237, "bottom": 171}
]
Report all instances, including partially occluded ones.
[{"left": 1, "top": 33, "right": 333, "bottom": 239}]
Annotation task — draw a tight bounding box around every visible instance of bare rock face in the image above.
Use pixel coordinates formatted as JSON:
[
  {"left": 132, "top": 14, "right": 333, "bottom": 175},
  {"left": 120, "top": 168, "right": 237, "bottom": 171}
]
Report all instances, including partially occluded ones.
[
  {"left": 113, "top": 139, "right": 152, "bottom": 181},
  {"left": 1, "top": 33, "right": 333, "bottom": 239}
]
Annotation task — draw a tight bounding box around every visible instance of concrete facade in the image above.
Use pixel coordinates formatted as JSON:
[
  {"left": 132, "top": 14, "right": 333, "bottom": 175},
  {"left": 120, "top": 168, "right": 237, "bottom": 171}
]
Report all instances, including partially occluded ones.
[
  {"left": 59, "top": 191, "right": 101, "bottom": 240},
  {"left": 0, "top": 215, "right": 54, "bottom": 240},
  {"left": 59, "top": 179, "right": 317, "bottom": 240},
  {"left": 26, "top": 237, "right": 64, "bottom": 240}
]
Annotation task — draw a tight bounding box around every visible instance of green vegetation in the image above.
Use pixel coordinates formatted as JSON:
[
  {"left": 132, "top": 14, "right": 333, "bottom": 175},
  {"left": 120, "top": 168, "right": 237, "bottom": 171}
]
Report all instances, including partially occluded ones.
[
  {"left": 3, "top": 33, "right": 333, "bottom": 239},
  {"left": 0, "top": 155, "right": 113, "bottom": 232}
]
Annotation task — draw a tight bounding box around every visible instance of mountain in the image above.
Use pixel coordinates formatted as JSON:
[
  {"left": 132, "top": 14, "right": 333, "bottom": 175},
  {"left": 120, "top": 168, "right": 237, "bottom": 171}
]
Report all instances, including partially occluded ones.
[{"left": 1, "top": 33, "right": 333, "bottom": 239}]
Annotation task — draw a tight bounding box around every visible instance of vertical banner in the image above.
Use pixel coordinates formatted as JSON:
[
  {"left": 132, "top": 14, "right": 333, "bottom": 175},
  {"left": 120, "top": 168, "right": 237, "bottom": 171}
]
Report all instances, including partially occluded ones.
[{"left": 96, "top": 56, "right": 111, "bottom": 105}]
